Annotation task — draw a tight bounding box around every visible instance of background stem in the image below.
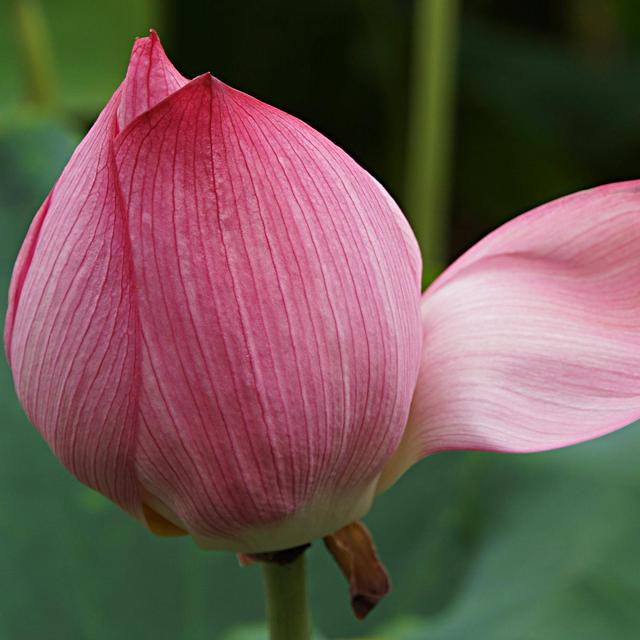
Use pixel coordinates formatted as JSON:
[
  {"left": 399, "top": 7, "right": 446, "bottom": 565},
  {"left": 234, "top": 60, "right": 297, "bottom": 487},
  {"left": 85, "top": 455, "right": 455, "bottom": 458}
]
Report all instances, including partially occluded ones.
[
  {"left": 405, "top": 0, "right": 460, "bottom": 282},
  {"left": 262, "top": 555, "right": 311, "bottom": 640},
  {"left": 14, "top": 0, "right": 57, "bottom": 109}
]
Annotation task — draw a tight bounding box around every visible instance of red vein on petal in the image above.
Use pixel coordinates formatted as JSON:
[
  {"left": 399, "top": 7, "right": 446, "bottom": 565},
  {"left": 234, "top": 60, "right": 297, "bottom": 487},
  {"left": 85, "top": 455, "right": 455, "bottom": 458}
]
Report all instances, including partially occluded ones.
[
  {"left": 219, "top": 89, "right": 309, "bottom": 504},
  {"left": 224, "top": 96, "right": 339, "bottom": 499},
  {"left": 140, "top": 89, "right": 242, "bottom": 528}
]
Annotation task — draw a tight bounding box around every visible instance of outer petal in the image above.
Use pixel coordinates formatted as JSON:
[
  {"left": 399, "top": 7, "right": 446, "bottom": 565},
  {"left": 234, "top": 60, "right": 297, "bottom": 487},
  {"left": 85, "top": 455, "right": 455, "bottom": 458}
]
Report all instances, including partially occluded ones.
[
  {"left": 379, "top": 181, "right": 640, "bottom": 491},
  {"left": 114, "top": 74, "right": 422, "bottom": 551},
  {"left": 5, "top": 34, "right": 187, "bottom": 517},
  {"left": 5, "top": 87, "right": 143, "bottom": 515}
]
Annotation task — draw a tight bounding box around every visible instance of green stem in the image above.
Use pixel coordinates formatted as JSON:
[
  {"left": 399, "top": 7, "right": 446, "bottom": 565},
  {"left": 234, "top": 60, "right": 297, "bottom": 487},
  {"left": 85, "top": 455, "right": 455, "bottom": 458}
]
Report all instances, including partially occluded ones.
[
  {"left": 405, "top": 0, "right": 460, "bottom": 283},
  {"left": 261, "top": 555, "right": 311, "bottom": 640},
  {"left": 14, "top": 0, "right": 57, "bottom": 109}
]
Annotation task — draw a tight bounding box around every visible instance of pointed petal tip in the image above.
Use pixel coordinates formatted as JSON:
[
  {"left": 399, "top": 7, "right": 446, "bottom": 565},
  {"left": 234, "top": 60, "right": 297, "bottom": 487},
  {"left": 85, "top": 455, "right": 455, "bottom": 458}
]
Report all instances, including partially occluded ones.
[
  {"left": 130, "top": 29, "right": 160, "bottom": 58},
  {"left": 142, "top": 29, "right": 163, "bottom": 48},
  {"left": 193, "top": 71, "right": 214, "bottom": 83},
  {"left": 187, "top": 72, "right": 221, "bottom": 94},
  {"left": 118, "top": 28, "right": 188, "bottom": 130}
]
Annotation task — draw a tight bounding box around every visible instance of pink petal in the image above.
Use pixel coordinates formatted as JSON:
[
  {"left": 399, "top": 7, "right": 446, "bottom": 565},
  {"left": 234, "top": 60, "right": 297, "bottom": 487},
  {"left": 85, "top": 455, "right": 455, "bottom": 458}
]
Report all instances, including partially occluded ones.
[
  {"left": 6, "top": 86, "right": 142, "bottom": 516},
  {"left": 379, "top": 181, "right": 640, "bottom": 490},
  {"left": 4, "top": 31, "right": 184, "bottom": 518},
  {"left": 114, "top": 74, "right": 422, "bottom": 550},
  {"left": 5, "top": 192, "right": 52, "bottom": 367},
  {"left": 7, "top": 31, "right": 422, "bottom": 550},
  {"left": 116, "top": 30, "right": 187, "bottom": 132}
]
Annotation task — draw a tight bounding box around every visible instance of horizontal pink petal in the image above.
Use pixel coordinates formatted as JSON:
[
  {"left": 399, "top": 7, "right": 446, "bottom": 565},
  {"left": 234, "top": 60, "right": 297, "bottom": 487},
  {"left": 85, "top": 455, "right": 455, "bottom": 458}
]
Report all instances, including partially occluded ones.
[
  {"left": 6, "top": 87, "right": 142, "bottom": 517},
  {"left": 379, "top": 181, "right": 640, "bottom": 490},
  {"left": 114, "top": 74, "right": 422, "bottom": 548}
]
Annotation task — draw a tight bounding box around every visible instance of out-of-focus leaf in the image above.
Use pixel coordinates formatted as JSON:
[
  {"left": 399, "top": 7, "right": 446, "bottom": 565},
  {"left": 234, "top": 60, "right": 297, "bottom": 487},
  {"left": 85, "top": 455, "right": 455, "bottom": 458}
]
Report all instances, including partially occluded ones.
[
  {"left": 220, "top": 623, "right": 328, "bottom": 640},
  {"left": 372, "top": 426, "right": 640, "bottom": 640},
  {"left": 0, "top": 0, "right": 159, "bottom": 114},
  {"left": 377, "top": 616, "right": 434, "bottom": 638},
  {"left": 220, "top": 624, "right": 268, "bottom": 640},
  {"left": 0, "top": 118, "right": 79, "bottom": 262}
]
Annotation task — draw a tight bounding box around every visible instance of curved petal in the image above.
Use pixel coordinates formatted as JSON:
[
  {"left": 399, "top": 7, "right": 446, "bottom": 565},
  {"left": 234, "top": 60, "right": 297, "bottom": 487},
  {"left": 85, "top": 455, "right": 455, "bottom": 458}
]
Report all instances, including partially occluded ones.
[
  {"left": 114, "top": 74, "right": 422, "bottom": 550},
  {"left": 5, "top": 86, "right": 143, "bottom": 516},
  {"left": 5, "top": 33, "right": 186, "bottom": 519},
  {"left": 5, "top": 192, "right": 53, "bottom": 366},
  {"left": 379, "top": 181, "right": 640, "bottom": 491}
]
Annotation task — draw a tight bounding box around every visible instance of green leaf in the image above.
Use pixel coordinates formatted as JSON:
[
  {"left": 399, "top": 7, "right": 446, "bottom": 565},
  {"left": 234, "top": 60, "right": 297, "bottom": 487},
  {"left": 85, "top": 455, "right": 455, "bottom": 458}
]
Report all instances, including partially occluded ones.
[
  {"left": 220, "top": 623, "right": 328, "bottom": 640},
  {"left": 220, "top": 623, "right": 269, "bottom": 640},
  {"left": 374, "top": 426, "right": 640, "bottom": 640}
]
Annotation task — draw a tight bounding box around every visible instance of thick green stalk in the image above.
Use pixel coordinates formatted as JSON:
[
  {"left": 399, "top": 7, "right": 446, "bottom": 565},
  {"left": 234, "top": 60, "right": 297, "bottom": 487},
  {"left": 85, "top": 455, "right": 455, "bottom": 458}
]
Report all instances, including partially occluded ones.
[
  {"left": 262, "top": 555, "right": 311, "bottom": 640},
  {"left": 405, "top": 0, "right": 459, "bottom": 281}
]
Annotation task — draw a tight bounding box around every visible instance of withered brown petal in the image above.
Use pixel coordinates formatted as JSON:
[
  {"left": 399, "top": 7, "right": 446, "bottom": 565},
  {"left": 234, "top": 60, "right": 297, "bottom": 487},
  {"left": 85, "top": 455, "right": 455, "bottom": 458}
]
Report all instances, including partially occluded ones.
[
  {"left": 324, "top": 521, "right": 390, "bottom": 620},
  {"left": 142, "top": 504, "right": 188, "bottom": 537}
]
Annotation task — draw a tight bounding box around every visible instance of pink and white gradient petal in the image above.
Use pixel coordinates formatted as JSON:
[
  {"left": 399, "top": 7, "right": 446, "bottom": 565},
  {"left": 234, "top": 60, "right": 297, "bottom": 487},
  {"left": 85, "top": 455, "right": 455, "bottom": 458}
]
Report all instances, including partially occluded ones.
[
  {"left": 379, "top": 181, "right": 640, "bottom": 491},
  {"left": 5, "top": 33, "right": 196, "bottom": 522}
]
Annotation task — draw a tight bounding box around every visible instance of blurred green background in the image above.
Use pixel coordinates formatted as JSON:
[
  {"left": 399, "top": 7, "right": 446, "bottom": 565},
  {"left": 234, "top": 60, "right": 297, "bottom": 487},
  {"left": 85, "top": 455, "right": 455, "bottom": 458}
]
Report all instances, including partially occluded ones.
[{"left": 2, "top": 1, "right": 640, "bottom": 638}]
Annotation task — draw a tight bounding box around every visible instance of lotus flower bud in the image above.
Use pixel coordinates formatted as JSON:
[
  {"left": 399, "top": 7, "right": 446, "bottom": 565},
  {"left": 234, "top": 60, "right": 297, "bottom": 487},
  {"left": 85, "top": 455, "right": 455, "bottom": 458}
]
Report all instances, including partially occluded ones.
[
  {"left": 5, "top": 32, "right": 422, "bottom": 551},
  {"left": 11, "top": 30, "right": 638, "bottom": 560}
]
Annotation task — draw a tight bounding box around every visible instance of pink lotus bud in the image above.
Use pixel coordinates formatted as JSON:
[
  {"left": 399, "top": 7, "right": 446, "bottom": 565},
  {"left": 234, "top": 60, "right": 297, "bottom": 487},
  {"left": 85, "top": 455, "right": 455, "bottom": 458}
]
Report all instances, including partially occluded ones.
[
  {"left": 5, "top": 32, "right": 423, "bottom": 551},
  {"left": 8, "top": 31, "right": 640, "bottom": 557}
]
